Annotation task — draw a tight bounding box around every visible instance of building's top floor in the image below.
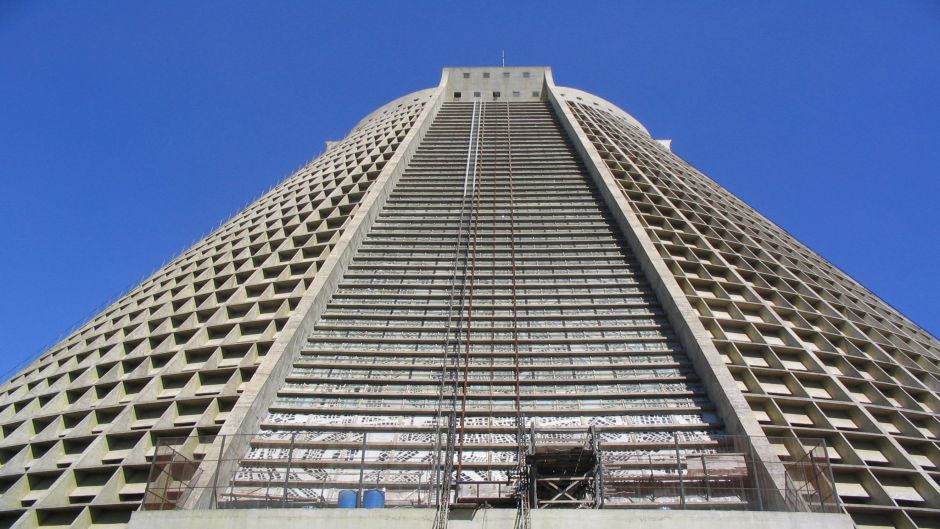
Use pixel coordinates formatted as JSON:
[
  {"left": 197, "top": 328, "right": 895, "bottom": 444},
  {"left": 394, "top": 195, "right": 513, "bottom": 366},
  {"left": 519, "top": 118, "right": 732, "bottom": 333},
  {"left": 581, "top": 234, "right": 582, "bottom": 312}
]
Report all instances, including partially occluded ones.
[
  {"left": 441, "top": 66, "right": 549, "bottom": 102},
  {"left": 352, "top": 66, "right": 651, "bottom": 138}
]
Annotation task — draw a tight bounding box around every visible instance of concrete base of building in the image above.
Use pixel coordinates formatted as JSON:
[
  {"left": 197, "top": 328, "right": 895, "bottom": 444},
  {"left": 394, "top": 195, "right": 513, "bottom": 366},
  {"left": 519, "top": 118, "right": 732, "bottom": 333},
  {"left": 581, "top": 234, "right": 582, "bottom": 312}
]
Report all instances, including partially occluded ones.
[{"left": 129, "top": 508, "right": 854, "bottom": 529}]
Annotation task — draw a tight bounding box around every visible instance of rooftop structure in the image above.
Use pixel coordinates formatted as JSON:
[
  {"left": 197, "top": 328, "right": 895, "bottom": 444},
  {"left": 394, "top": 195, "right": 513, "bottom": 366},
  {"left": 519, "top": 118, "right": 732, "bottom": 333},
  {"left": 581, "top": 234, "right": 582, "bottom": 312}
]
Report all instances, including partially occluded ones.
[{"left": 1, "top": 67, "right": 937, "bottom": 529}]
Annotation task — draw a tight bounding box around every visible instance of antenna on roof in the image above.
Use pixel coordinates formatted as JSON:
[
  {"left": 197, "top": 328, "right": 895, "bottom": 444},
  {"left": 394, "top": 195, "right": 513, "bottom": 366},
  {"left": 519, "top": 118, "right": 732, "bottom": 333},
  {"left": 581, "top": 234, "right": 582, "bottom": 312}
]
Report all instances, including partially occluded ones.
[{"left": 501, "top": 50, "right": 506, "bottom": 67}]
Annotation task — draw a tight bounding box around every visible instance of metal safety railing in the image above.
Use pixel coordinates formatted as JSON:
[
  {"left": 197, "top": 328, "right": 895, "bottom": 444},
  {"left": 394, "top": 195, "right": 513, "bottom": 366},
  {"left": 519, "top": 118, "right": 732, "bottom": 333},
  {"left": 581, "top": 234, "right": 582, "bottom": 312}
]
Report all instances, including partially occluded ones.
[{"left": 141, "top": 431, "right": 842, "bottom": 515}]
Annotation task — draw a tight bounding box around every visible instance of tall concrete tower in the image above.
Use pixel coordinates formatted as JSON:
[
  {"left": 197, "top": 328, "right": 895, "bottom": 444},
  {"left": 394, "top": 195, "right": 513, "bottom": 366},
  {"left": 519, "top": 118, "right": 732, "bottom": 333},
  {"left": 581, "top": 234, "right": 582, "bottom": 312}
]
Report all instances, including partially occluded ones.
[{"left": 1, "top": 68, "right": 937, "bottom": 529}]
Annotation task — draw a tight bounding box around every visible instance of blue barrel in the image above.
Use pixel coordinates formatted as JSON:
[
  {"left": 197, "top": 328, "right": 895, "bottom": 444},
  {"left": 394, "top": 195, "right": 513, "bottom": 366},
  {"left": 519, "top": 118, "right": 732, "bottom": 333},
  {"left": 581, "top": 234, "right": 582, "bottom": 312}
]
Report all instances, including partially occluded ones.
[
  {"left": 362, "top": 489, "right": 385, "bottom": 509},
  {"left": 337, "top": 490, "right": 359, "bottom": 508}
]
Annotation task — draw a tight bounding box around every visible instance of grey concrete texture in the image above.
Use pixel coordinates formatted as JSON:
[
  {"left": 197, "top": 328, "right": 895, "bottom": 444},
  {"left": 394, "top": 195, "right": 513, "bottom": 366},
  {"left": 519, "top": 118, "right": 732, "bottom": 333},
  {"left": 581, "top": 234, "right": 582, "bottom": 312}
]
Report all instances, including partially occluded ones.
[{"left": 130, "top": 508, "right": 855, "bottom": 529}]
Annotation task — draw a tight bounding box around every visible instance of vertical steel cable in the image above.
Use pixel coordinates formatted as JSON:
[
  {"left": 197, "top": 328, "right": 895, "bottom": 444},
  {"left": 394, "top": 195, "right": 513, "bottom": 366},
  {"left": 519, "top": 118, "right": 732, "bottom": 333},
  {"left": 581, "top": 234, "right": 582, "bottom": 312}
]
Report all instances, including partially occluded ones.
[
  {"left": 444, "top": 100, "right": 484, "bottom": 500},
  {"left": 434, "top": 100, "right": 484, "bottom": 529},
  {"left": 455, "top": 101, "right": 484, "bottom": 483},
  {"left": 432, "top": 100, "right": 478, "bottom": 513},
  {"left": 507, "top": 101, "right": 531, "bottom": 529}
]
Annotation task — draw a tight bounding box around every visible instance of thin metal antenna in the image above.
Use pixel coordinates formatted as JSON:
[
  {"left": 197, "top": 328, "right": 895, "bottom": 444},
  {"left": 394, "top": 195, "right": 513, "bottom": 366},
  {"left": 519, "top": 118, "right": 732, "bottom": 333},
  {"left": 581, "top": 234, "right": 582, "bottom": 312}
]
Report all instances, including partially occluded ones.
[{"left": 501, "top": 50, "right": 506, "bottom": 67}]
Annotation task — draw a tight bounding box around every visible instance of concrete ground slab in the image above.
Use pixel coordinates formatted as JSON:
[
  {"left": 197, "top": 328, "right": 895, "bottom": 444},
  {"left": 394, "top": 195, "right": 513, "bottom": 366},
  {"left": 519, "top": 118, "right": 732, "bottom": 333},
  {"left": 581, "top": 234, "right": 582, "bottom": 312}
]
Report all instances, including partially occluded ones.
[{"left": 129, "top": 508, "right": 855, "bottom": 529}]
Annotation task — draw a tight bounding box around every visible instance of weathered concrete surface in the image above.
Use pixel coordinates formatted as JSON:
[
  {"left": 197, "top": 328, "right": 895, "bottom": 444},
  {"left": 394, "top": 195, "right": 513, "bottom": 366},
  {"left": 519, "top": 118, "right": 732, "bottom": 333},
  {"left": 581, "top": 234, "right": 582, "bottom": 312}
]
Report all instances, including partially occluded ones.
[{"left": 130, "top": 508, "right": 854, "bottom": 529}]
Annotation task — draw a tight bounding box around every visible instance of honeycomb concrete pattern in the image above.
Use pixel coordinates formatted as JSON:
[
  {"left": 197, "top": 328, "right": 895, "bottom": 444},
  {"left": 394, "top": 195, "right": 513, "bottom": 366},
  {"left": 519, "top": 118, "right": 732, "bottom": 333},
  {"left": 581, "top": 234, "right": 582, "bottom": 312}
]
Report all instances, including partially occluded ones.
[
  {"left": 559, "top": 93, "right": 940, "bottom": 529},
  {"left": 0, "top": 91, "right": 431, "bottom": 529}
]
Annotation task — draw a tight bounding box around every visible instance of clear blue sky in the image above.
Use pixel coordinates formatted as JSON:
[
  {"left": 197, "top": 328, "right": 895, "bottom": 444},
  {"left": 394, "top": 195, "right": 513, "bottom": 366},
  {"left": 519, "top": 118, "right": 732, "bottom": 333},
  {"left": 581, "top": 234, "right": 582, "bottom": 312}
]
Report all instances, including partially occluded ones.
[{"left": 1, "top": 1, "right": 938, "bottom": 379}]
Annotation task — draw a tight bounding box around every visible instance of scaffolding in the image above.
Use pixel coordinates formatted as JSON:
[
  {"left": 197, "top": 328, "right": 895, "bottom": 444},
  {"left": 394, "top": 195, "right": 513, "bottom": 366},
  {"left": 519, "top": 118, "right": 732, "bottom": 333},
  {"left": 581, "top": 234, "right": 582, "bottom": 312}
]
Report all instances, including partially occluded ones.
[{"left": 143, "top": 432, "right": 840, "bottom": 516}]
